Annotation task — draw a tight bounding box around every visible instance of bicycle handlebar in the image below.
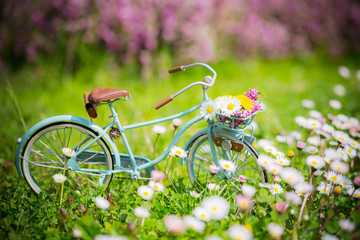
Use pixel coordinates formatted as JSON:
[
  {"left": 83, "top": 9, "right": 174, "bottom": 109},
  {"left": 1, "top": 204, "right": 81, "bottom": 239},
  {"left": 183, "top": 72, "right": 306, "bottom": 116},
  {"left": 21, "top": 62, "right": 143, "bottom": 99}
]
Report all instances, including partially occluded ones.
[{"left": 154, "top": 63, "right": 217, "bottom": 110}]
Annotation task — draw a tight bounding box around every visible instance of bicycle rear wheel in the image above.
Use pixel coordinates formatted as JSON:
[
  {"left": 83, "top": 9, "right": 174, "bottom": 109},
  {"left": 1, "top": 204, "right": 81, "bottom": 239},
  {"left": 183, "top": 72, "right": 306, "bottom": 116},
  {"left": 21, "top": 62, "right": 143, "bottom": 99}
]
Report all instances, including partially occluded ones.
[
  {"left": 187, "top": 133, "right": 266, "bottom": 187},
  {"left": 21, "top": 122, "right": 113, "bottom": 198}
]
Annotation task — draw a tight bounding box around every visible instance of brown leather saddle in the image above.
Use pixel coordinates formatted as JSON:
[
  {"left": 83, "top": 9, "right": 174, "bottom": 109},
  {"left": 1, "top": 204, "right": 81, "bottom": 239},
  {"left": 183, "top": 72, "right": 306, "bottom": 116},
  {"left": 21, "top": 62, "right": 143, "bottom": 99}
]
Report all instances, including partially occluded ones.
[{"left": 84, "top": 87, "right": 129, "bottom": 119}]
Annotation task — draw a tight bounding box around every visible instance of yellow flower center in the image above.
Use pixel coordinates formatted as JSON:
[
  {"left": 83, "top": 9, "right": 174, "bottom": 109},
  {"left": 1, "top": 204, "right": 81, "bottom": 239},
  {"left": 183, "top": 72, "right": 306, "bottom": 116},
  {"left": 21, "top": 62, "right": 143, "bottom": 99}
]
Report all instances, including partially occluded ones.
[
  {"left": 276, "top": 154, "right": 280, "bottom": 156},
  {"left": 264, "top": 161, "right": 268, "bottom": 165},
  {"left": 224, "top": 164, "right": 230, "bottom": 169},
  {"left": 312, "top": 123, "right": 316, "bottom": 127},
  {"left": 212, "top": 207, "right": 217, "bottom": 211},
  {"left": 227, "top": 103, "right": 234, "bottom": 110},
  {"left": 268, "top": 148, "right": 273, "bottom": 152},
  {"left": 337, "top": 167, "right": 342, "bottom": 172},
  {"left": 348, "top": 149, "right": 352, "bottom": 153},
  {"left": 351, "top": 143, "right": 356, "bottom": 146},
  {"left": 274, "top": 188, "right": 279, "bottom": 192},
  {"left": 58, "top": 178, "right": 63, "bottom": 181},
  {"left": 154, "top": 185, "right": 159, "bottom": 190},
  {"left": 330, "top": 176, "right": 337, "bottom": 181},
  {"left": 322, "top": 189, "right": 328, "bottom": 193},
  {"left": 245, "top": 224, "right": 252, "bottom": 232},
  {"left": 207, "top": 107, "right": 213, "bottom": 113},
  {"left": 143, "top": 192, "right": 149, "bottom": 196},
  {"left": 328, "top": 160, "right": 332, "bottom": 163},
  {"left": 310, "top": 150, "right": 314, "bottom": 153},
  {"left": 339, "top": 137, "right": 344, "bottom": 141},
  {"left": 212, "top": 187, "right": 215, "bottom": 190},
  {"left": 298, "top": 191, "right": 303, "bottom": 195},
  {"left": 287, "top": 177, "right": 294, "bottom": 182},
  {"left": 241, "top": 201, "right": 248, "bottom": 208},
  {"left": 273, "top": 169, "right": 277, "bottom": 173},
  {"left": 201, "top": 214, "right": 206, "bottom": 218},
  {"left": 176, "top": 150, "right": 182, "bottom": 155},
  {"left": 344, "top": 182, "right": 347, "bottom": 186},
  {"left": 356, "top": 193, "right": 360, "bottom": 197},
  {"left": 312, "top": 161, "right": 317, "bottom": 165},
  {"left": 340, "top": 152, "right": 344, "bottom": 156},
  {"left": 279, "top": 161, "right": 283, "bottom": 164}
]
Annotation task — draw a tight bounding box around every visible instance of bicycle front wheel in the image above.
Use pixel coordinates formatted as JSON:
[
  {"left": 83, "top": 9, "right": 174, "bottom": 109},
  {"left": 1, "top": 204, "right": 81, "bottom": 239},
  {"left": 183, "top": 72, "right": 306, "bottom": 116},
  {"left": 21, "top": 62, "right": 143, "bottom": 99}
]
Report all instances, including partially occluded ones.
[
  {"left": 187, "top": 133, "right": 266, "bottom": 186},
  {"left": 21, "top": 122, "right": 113, "bottom": 197}
]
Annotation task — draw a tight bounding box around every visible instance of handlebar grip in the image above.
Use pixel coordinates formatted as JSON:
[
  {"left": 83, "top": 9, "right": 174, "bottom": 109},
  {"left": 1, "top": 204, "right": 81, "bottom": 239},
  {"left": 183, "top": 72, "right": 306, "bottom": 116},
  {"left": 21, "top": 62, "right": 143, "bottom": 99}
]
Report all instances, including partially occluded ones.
[
  {"left": 154, "top": 95, "right": 173, "bottom": 110},
  {"left": 168, "top": 65, "right": 184, "bottom": 74}
]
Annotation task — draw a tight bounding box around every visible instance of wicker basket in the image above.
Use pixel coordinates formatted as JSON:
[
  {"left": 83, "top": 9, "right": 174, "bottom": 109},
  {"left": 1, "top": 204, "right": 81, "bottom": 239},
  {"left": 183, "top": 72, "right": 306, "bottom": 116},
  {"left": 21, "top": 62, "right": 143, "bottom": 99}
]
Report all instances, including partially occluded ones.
[{"left": 214, "top": 111, "right": 259, "bottom": 130}]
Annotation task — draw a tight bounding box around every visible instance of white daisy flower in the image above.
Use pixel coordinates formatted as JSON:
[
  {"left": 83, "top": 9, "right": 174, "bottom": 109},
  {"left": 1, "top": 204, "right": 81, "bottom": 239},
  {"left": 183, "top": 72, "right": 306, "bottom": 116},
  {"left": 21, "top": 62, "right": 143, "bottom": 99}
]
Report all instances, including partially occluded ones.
[
  {"left": 351, "top": 188, "right": 360, "bottom": 198},
  {"left": 301, "top": 99, "right": 315, "bottom": 109},
  {"left": 200, "top": 100, "right": 219, "bottom": 120},
  {"left": 348, "top": 139, "right": 359, "bottom": 149},
  {"left": 183, "top": 215, "right": 205, "bottom": 233},
  {"left": 313, "top": 169, "right": 323, "bottom": 176},
  {"left": 324, "top": 148, "right": 341, "bottom": 163},
  {"left": 257, "top": 154, "right": 274, "bottom": 167},
  {"left": 324, "top": 171, "right": 343, "bottom": 184},
  {"left": 275, "top": 135, "right": 287, "bottom": 143},
  {"left": 95, "top": 196, "right": 110, "bottom": 210},
  {"left": 169, "top": 146, "right": 187, "bottom": 158},
  {"left": 275, "top": 156, "right": 290, "bottom": 166},
  {"left": 322, "top": 233, "right": 339, "bottom": 240},
  {"left": 339, "top": 176, "right": 352, "bottom": 189},
  {"left": 294, "top": 182, "right": 314, "bottom": 196},
  {"left": 338, "top": 66, "right": 351, "bottom": 79},
  {"left": 53, "top": 173, "right": 67, "bottom": 183},
  {"left": 137, "top": 185, "right": 154, "bottom": 201},
  {"left": 267, "top": 222, "right": 284, "bottom": 239},
  {"left": 219, "top": 159, "right": 236, "bottom": 172},
  {"left": 306, "top": 155, "right": 325, "bottom": 169},
  {"left": 263, "top": 145, "right": 277, "bottom": 154},
  {"left": 148, "top": 181, "right": 164, "bottom": 192},
  {"left": 72, "top": 229, "right": 83, "bottom": 238},
  {"left": 192, "top": 206, "right": 211, "bottom": 221},
  {"left": 337, "top": 148, "right": 349, "bottom": 161},
  {"left": 303, "top": 146, "right": 318, "bottom": 154},
  {"left": 344, "top": 145, "right": 356, "bottom": 158},
  {"left": 306, "top": 119, "right": 322, "bottom": 129},
  {"left": 333, "top": 131, "right": 350, "bottom": 144},
  {"left": 236, "top": 194, "right": 253, "bottom": 211},
  {"left": 190, "top": 191, "right": 200, "bottom": 198},
  {"left": 62, "top": 148, "right": 76, "bottom": 157},
  {"left": 216, "top": 96, "right": 241, "bottom": 117},
  {"left": 295, "top": 116, "right": 308, "bottom": 127},
  {"left": 330, "top": 160, "right": 349, "bottom": 174},
  {"left": 241, "top": 184, "right": 256, "bottom": 197},
  {"left": 337, "top": 114, "right": 349, "bottom": 122},
  {"left": 269, "top": 184, "right": 283, "bottom": 195},
  {"left": 164, "top": 215, "right": 186, "bottom": 234},
  {"left": 207, "top": 183, "right": 220, "bottom": 191},
  {"left": 284, "top": 192, "right": 302, "bottom": 205},
  {"left": 339, "top": 219, "right": 355, "bottom": 232},
  {"left": 280, "top": 167, "right": 303, "bottom": 186},
  {"left": 308, "top": 136, "right": 321, "bottom": 146},
  {"left": 309, "top": 110, "right": 322, "bottom": 119},
  {"left": 202, "top": 196, "right": 230, "bottom": 220},
  {"left": 266, "top": 163, "right": 283, "bottom": 175},
  {"left": 152, "top": 125, "right": 166, "bottom": 134},
  {"left": 172, "top": 118, "right": 182, "bottom": 127},
  {"left": 228, "top": 224, "right": 253, "bottom": 240},
  {"left": 329, "top": 100, "right": 342, "bottom": 110},
  {"left": 317, "top": 182, "right": 332, "bottom": 195},
  {"left": 257, "top": 139, "right": 275, "bottom": 149},
  {"left": 322, "top": 124, "right": 335, "bottom": 134},
  {"left": 333, "top": 84, "right": 346, "bottom": 96},
  {"left": 134, "top": 207, "right": 150, "bottom": 218},
  {"left": 272, "top": 151, "right": 285, "bottom": 158}
]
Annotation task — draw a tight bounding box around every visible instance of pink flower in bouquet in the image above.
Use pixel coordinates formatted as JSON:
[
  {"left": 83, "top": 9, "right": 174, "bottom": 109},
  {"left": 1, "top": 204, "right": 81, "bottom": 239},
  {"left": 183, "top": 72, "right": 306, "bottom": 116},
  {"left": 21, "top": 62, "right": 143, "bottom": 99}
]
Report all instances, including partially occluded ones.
[
  {"left": 151, "top": 170, "right": 166, "bottom": 181},
  {"left": 239, "top": 175, "right": 247, "bottom": 182},
  {"left": 251, "top": 101, "right": 262, "bottom": 113},
  {"left": 245, "top": 88, "right": 259, "bottom": 101},
  {"left": 210, "top": 165, "right": 221, "bottom": 174},
  {"left": 297, "top": 141, "right": 306, "bottom": 150},
  {"left": 354, "top": 176, "right": 360, "bottom": 186}
]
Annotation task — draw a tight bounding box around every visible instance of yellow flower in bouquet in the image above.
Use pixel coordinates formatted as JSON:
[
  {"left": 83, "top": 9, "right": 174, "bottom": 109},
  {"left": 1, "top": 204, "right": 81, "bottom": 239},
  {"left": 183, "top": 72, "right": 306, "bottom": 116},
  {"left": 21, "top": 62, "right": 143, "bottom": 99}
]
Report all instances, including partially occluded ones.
[{"left": 237, "top": 94, "right": 253, "bottom": 110}]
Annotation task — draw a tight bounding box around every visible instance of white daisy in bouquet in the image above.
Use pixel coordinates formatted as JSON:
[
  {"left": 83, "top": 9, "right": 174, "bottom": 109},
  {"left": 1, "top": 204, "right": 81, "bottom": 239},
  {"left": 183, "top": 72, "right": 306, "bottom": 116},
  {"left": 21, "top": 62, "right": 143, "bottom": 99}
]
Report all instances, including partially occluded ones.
[{"left": 216, "top": 96, "right": 241, "bottom": 117}]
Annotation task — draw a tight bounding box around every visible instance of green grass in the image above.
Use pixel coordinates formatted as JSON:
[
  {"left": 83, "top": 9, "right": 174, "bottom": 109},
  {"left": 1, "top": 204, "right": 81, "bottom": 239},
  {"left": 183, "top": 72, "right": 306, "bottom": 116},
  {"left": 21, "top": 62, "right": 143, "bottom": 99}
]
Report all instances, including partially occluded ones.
[{"left": 1, "top": 50, "right": 360, "bottom": 239}]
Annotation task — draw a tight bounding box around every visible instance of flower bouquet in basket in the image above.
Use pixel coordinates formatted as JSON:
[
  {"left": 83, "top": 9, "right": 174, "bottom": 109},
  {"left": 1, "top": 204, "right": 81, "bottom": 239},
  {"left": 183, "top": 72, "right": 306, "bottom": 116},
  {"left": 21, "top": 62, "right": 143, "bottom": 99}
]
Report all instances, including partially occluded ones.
[{"left": 200, "top": 88, "right": 263, "bottom": 129}]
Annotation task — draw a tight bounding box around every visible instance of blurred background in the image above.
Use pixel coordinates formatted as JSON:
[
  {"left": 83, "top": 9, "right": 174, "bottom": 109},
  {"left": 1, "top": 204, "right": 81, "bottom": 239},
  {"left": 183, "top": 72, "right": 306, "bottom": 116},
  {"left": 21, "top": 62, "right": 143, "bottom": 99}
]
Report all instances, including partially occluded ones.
[{"left": 1, "top": 0, "right": 360, "bottom": 161}]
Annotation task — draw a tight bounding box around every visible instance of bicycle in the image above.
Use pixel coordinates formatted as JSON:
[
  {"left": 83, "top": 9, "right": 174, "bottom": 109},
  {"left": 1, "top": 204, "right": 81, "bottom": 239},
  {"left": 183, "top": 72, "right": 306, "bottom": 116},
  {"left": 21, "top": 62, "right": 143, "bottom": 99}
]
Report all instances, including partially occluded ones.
[{"left": 15, "top": 63, "right": 266, "bottom": 197}]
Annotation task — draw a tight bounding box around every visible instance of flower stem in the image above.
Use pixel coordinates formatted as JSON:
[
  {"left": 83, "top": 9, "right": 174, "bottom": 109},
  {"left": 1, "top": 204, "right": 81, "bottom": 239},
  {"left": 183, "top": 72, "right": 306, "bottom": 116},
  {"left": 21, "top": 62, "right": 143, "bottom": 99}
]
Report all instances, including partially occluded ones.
[
  {"left": 297, "top": 168, "right": 313, "bottom": 229},
  {"left": 59, "top": 160, "right": 67, "bottom": 206},
  {"left": 319, "top": 195, "right": 337, "bottom": 235},
  {"left": 153, "top": 134, "right": 160, "bottom": 160},
  {"left": 297, "top": 150, "right": 302, "bottom": 171}
]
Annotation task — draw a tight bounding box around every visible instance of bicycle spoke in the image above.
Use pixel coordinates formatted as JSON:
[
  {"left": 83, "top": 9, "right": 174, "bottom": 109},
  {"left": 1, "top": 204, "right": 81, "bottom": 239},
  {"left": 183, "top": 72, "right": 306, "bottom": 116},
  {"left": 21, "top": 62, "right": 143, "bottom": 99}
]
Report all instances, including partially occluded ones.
[
  {"left": 67, "top": 127, "right": 72, "bottom": 148},
  {"left": 78, "top": 151, "right": 100, "bottom": 164},
  {"left": 56, "top": 129, "right": 64, "bottom": 148}
]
